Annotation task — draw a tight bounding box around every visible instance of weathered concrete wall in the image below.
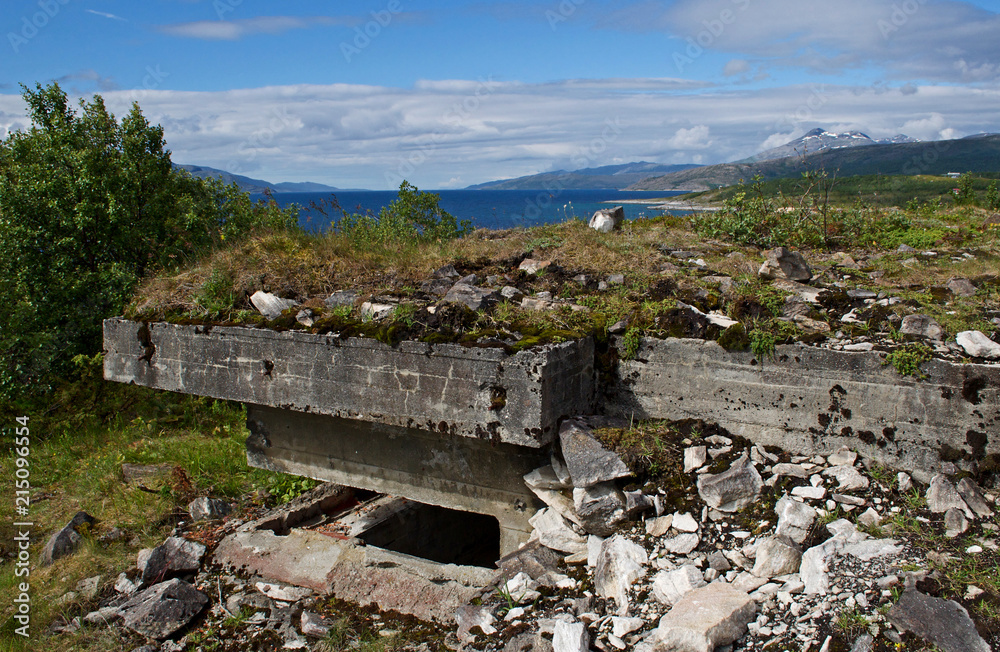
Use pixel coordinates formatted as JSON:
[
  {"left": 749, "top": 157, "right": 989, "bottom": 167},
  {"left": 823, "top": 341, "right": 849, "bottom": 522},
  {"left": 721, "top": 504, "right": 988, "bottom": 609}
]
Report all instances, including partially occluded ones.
[
  {"left": 611, "top": 337, "right": 1000, "bottom": 481},
  {"left": 103, "top": 319, "right": 594, "bottom": 448},
  {"left": 246, "top": 405, "right": 544, "bottom": 555}
]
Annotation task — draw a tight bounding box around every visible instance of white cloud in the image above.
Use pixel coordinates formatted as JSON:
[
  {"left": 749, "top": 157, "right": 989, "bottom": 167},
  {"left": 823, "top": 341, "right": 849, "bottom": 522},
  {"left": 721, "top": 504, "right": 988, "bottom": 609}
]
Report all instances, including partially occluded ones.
[
  {"left": 667, "top": 125, "right": 712, "bottom": 149},
  {"left": 157, "top": 16, "right": 351, "bottom": 40},
  {"left": 86, "top": 10, "right": 127, "bottom": 21},
  {"left": 600, "top": 0, "right": 1000, "bottom": 83},
  {"left": 1, "top": 79, "right": 998, "bottom": 188},
  {"left": 723, "top": 59, "right": 750, "bottom": 77}
]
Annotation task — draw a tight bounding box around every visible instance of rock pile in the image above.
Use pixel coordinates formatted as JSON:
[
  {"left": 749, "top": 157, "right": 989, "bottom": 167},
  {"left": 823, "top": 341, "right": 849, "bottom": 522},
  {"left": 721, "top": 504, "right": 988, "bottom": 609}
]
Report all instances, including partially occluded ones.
[{"left": 47, "top": 422, "right": 999, "bottom": 652}]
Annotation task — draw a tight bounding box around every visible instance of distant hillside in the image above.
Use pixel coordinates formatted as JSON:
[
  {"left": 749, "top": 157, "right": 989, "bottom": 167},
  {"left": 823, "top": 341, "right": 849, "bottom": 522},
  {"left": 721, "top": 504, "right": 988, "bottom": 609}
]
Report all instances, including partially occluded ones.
[
  {"left": 742, "top": 128, "right": 918, "bottom": 163},
  {"left": 467, "top": 161, "right": 701, "bottom": 190},
  {"left": 629, "top": 134, "right": 1000, "bottom": 192},
  {"left": 174, "top": 164, "right": 338, "bottom": 194}
]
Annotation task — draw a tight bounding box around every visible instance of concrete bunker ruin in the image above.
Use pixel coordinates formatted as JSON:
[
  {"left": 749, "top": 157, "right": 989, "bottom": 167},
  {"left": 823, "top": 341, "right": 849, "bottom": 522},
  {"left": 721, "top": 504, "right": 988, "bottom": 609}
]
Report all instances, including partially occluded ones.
[{"left": 104, "top": 317, "right": 1000, "bottom": 618}]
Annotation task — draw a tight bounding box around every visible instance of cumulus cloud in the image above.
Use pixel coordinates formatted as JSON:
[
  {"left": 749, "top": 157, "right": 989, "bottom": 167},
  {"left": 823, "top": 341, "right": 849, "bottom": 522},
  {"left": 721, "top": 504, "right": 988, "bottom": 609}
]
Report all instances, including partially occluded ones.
[
  {"left": 0, "top": 79, "right": 997, "bottom": 188},
  {"left": 668, "top": 125, "right": 712, "bottom": 149}
]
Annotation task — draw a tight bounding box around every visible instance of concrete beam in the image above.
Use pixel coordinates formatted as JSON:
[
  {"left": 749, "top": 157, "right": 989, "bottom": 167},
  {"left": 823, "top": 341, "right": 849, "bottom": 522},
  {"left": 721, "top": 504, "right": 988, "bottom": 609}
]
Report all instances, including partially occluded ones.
[
  {"left": 103, "top": 319, "right": 595, "bottom": 448},
  {"left": 612, "top": 337, "right": 1000, "bottom": 481},
  {"left": 245, "top": 405, "right": 545, "bottom": 555}
]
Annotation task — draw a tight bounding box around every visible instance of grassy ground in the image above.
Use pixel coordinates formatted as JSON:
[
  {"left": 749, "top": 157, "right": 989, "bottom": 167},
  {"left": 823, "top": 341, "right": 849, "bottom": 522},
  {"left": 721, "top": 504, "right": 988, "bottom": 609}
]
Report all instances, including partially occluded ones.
[{"left": 0, "top": 358, "right": 305, "bottom": 652}]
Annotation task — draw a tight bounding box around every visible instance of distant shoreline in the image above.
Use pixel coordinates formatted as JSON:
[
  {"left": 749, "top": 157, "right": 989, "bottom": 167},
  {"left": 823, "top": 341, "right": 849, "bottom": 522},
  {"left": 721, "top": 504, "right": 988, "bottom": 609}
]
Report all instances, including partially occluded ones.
[{"left": 602, "top": 198, "right": 721, "bottom": 212}]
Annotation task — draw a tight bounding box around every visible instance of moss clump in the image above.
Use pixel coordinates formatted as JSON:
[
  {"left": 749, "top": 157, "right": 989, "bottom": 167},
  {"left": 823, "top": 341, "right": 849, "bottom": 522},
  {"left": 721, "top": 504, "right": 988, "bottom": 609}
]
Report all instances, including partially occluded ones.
[{"left": 718, "top": 323, "right": 750, "bottom": 351}]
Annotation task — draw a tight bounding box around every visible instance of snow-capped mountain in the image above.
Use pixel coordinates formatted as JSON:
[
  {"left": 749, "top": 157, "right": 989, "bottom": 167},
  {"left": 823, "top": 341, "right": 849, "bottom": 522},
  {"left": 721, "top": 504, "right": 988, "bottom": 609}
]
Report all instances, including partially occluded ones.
[{"left": 744, "top": 128, "right": 919, "bottom": 163}]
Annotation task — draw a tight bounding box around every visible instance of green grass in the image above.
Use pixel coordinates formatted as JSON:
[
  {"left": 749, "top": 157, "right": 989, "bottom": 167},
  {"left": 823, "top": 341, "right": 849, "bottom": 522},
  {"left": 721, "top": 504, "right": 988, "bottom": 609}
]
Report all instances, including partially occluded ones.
[{"left": 0, "top": 363, "right": 308, "bottom": 652}]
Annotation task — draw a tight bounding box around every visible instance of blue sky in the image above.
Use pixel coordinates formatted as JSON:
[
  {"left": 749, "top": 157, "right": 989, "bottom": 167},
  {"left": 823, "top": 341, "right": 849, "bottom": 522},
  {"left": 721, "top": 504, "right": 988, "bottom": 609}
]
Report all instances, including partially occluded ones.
[{"left": 2, "top": 0, "right": 999, "bottom": 189}]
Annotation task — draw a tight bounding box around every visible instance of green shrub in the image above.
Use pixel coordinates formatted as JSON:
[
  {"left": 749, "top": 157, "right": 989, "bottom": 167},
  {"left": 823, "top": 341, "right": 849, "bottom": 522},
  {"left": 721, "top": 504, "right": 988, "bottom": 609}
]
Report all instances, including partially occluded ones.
[
  {"left": 339, "top": 181, "right": 470, "bottom": 245},
  {"left": 0, "top": 82, "right": 299, "bottom": 405}
]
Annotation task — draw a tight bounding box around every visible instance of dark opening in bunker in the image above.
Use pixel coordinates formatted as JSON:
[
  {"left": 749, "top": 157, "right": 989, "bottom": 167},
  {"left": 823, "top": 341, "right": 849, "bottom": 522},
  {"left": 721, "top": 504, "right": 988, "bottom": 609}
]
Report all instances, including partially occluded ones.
[{"left": 358, "top": 500, "right": 501, "bottom": 568}]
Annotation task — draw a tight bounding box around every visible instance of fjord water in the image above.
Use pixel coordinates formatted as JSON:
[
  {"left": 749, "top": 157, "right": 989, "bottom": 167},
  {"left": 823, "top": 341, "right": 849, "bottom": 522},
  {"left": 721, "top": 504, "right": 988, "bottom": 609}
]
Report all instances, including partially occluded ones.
[{"left": 256, "top": 189, "right": 687, "bottom": 232}]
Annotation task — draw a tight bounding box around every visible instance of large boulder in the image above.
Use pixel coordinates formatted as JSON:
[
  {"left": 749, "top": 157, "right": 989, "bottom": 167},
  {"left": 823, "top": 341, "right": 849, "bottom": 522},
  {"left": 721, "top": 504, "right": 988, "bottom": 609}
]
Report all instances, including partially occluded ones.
[
  {"left": 573, "top": 483, "right": 627, "bottom": 537},
  {"left": 559, "top": 421, "right": 631, "bottom": 488},
  {"left": 758, "top": 247, "right": 811, "bottom": 281},
  {"left": 888, "top": 588, "right": 991, "bottom": 652},
  {"left": 442, "top": 283, "right": 499, "bottom": 311},
  {"left": 141, "top": 536, "right": 206, "bottom": 584},
  {"left": 594, "top": 535, "right": 648, "bottom": 614},
  {"left": 121, "top": 578, "right": 209, "bottom": 640},
  {"left": 638, "top": 584, "right": 756, "bottom": 652},
  {"left": 751, "top": 536, "right": 802, "bottom": 578},
  {"left": 250, "top": 291, "right": 298, "bottom": 320},
  {"left": 956, "top": 330, "right": 1000, "bottom": 359},
  {"left": 900, "top": 314, "right": 944, "bottom": 341},
  {"left": 41, "top": 512, "right": 96, "bottom": 566},
  {"left": 588, "top": 206, "right": 625, "bottom": 233},
  {"left": 696, "top": 454, "right": 762, "bottom": 512}
]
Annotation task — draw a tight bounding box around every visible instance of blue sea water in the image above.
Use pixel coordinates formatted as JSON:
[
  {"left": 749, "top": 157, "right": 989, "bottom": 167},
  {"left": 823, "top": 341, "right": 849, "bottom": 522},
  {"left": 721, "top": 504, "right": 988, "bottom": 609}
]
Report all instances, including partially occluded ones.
[{"left": 254, "top": 189, "right": 688, "bottom": 232}]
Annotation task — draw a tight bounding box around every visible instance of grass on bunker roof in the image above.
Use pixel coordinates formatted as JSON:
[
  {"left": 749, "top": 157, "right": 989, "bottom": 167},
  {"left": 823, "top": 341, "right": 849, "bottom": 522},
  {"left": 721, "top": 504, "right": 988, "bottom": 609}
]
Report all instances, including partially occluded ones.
[{"left": 125, "top": 188, "right": 1000, "bottom": 358}]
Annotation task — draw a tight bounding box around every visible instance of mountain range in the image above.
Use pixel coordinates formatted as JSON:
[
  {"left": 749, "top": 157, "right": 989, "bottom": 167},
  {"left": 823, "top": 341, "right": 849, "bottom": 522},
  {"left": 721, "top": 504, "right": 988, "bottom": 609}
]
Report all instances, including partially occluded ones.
[
  {"left": 628, "top": 132, "right": 1000, "bottom": 192},
  {"left": 741, "top": 128, "right": 920, "bottom": 163},
  {"left": 173, "top": 164, "right": 339, "bottom": 194},
  {"left": 465, "top": 161, "right": 700, "bottom": 190}
]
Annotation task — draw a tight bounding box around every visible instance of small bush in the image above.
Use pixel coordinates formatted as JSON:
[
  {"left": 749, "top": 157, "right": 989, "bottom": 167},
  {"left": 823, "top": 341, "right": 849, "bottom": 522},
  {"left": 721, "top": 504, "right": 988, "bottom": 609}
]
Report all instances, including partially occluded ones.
[{"left": 339, "top": 181, "right": 471, "bottom": 246}]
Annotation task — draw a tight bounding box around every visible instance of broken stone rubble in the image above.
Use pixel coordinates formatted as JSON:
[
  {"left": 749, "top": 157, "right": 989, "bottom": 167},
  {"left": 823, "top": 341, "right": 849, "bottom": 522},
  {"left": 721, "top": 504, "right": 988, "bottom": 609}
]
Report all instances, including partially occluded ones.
[{"left": 64, "top": 417, "right": 999, "bottom": 652}]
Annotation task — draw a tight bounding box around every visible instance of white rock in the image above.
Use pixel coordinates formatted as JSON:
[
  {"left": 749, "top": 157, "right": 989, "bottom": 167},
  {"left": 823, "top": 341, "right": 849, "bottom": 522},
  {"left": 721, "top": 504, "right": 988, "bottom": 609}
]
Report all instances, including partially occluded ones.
[
  {"left": 652, "top": 564, "right": 706, "bottom": 606},
  {"left": 553, "top": 619, "right": 589, "bottom": 652},
  {"left": 684, "top": 446, "right": 708, "bottom": 473},
  {"left": 696, "top": 454, "right": 763, "bottom": 512},
  {"left": 775, "top": 496, "right": 817, "bottom": 545},
  {"left": 671, "top": 512, "right": 699, "bottom": 533},
  {"left": 827, "top": 447, "right": 857, "bottom": 467},
  {"left": 857, "top": 508, "right": 881, "bottom": 528},
  {"left": 502, "top": 572, "right": 541, "bottom": 604},
  {"left": 595, "top": 535, "right": 649, "bottom": 614},
  {"left": 771, "top": 463, "right": 810, "bottom": 479},
  {"left": 661, "top": 533, "right": 700, "bottom": 555},
  {"left": 645, "top": 515, "right": 673, "bottom": 537},
  {"left": 524, "top": 465, "right": 571, "bottom": 490},
  {"left": 927, "top": 474, "right": 974, "bottom": 518},
  {"left": 956, "top": 331, "right": 1000, "bottom": 358},
  {"left": 945, "top": 508, "right": 970, "bottom": 538},
  {"left": 897, "top": 472, "right": 913, "bottom": 493},
  {"left": 250, "top": 290, "right": 298, "bottom": 319},
  {"left": 792, "top": 486, "right": 827, "bottom": 500},
  {"left": 530, "top": 508, "right": 587, "bottom": 554},
  {"left": 638, "top": 584, "right": 756, "bottom": 652},
  {"left": 255, "top": 582, "right": 313, "bottom": 603},
  {"left": 611, "top": 616, "right": 645, "bottom": 638},
  {"left": 823, "top": 465, "right": 869, "bottom": 492},
  {"left": 752, "top": 537, "right": 802, "bottom": 578}
]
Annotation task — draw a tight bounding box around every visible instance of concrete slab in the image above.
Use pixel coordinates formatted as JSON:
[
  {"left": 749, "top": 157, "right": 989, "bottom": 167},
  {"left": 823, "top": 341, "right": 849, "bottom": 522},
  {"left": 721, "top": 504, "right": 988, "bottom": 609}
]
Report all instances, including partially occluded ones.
[
  {"left": 246, "top": 405, "right": 544, "bottom": 555},
  {"left": 212, "top": 485, "right": 497, "bottom": 624},
  {"left": 612, "top": 337, "right": 1000, "bottom": 481},
  {"left": 104, "top": 319, "right": 594, "bottom": 448}
]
